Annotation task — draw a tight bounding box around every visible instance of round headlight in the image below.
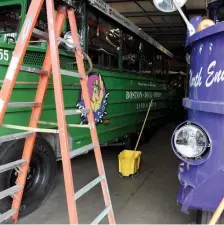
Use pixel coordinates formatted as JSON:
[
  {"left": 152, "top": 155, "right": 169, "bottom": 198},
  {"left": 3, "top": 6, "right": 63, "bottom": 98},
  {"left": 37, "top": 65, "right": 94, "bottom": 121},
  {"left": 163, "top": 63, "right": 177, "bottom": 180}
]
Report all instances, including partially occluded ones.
[
  {"left": 63, "top": 31, "right": 74, "bottom": 50},
  {"left": 174, "top": 124, "right": 209, "bottom": 158}
]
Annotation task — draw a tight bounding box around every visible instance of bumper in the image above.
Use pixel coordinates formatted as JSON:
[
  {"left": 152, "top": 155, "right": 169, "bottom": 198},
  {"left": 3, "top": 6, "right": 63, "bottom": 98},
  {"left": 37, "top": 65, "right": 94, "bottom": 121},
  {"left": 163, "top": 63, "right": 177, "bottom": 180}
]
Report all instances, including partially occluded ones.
[{"left": 177, "top": 162, "right": 224, "bottom": 213}]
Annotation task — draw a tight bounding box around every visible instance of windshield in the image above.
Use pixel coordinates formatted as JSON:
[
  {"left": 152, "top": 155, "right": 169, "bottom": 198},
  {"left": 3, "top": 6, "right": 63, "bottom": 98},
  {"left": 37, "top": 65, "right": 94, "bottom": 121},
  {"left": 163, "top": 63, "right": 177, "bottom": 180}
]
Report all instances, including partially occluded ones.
[{"left": 0, "top": 4, "right": 21, "bottom": 34}]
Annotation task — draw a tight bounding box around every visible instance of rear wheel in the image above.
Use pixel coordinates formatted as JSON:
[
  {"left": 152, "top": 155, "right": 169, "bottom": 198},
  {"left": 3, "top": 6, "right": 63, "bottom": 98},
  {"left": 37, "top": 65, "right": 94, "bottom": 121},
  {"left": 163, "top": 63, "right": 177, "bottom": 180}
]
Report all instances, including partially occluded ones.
[{"left": 0, "top": 137, "right": 57, "bottom": 218}]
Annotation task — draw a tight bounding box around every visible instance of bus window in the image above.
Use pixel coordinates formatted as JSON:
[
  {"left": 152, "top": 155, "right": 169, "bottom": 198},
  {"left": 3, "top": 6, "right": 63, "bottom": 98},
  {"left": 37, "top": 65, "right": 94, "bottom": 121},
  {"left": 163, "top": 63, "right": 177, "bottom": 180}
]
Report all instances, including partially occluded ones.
[
  {"left": 88, "top": 10, "right": 121, "bottom": 69},
  {"left": 122, "top": 32, "right": 140, "bottom": 72},
  {"left": 0, "top": 5, "right": 21, "bottom": 43},
  {"left": 141, "top": 42, "right": 154, "bottom": 74}
]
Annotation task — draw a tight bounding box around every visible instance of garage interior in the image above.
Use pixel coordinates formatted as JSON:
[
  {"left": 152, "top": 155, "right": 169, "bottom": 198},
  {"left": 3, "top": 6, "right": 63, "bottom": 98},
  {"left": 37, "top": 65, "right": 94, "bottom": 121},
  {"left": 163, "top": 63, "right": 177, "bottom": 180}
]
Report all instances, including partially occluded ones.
[
  {"left": 21, "top": 0, "right": 205, "bottom": 224},
  {"left": 20, "top": 124, "right": 195, "bottom": 224},
  {"left": 0, "top": 0, "right": 212, "bottom": 224}
]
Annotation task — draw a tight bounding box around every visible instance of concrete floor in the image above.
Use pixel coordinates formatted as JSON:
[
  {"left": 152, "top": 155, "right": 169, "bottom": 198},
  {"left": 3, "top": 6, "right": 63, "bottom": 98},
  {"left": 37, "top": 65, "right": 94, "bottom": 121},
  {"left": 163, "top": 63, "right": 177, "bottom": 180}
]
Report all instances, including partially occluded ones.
[{"left": 20, "top": 123, "right": 196, "bottom": 224}]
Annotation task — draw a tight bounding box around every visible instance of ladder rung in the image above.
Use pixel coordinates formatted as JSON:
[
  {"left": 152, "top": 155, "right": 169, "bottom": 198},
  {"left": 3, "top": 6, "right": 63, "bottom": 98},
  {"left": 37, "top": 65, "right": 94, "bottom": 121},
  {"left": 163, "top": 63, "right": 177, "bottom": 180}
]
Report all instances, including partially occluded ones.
[
  {"left": 20, "top": 66, "right": 49, "bottom": 75},
  {"left": 21, "top": 66, "right": 83, "bottom": 78},
  {"left": 0, "top": 209, "right": 16, "bottom": 224},
  {"left": 70, "top": 142, "right": 98, "bottom": 159},
  {"left": 8, "top": 102, "right": 41, "bottom": 108},
  {"left": 75, "top": 175, "right": 105, "bottom": 200},
  {"left": 0, "top": 185, "right": 23, "bottom": 200},
  {"left": 0, "top": 160, "right": 27, "bottom": 174},
  {"left": 65, "top": 108, "right": 90, "bottom": 116},
  {"left": 37, "top": 120, "right": 90, "bottom": 128},
  {"left": 33, "top": 28, "right": 49, "bottom": 40},
  {"left": 0, "top": 131, "right": 35, "bottom": 143},
  {"left": 33, "top": 29, "right": 77, "bottom": 49},
  {"left": 90, "top": 205, "right": 112, "bottom": 225},
  {"left": 2, "top": 124, "right": 59, "bottom": 134},
  {"left": 61, "top": 69, "right": 84, "bottom": 78}
]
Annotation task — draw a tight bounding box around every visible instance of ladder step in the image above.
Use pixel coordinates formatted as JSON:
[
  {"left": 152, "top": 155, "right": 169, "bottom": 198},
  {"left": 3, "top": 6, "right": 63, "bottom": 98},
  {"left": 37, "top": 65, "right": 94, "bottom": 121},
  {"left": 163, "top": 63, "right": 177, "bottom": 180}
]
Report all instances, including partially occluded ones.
[
  {"left": 21, "top": 66, "right": 82, "bottom": 78},
  {"left": 8, "top": 102, "right": 41, "bottom": 108},
  {"left": 61, "top": 69, "right": 84, "bottom": 78},
  {"left": 0, "top": 209, "right": 16, "bottom": 224},
  {"left": 65, "top": 108, "right": 90, "bottom": 116},
  {"left": 37, "top": 120, "right": 90, "bottom": 128},
  {"left": 0, "top": 160, "right": 27, "bottom": 174},
  {"left": 75, "top": 175, "right": 105, "bottom": 200},
  {"left": 70, "top": 142, "right": 98, "bottom": 159},
  {"left": 33, "top": 28, "right": 49, "bottom": 40},
  {"left": 20, "top": 66, "right": 49, "bottom": 75},
  {"left": 0, "top": 131, "right": 35, "bottom": 143},
  {"left": 90, "top": 205, "right": 112, "bottom": 225},
  {"left": 33, "top": 29, "right": 77, "bottom": 49},
  {"left": 0, "top": 185, "right": 23, "bottom": 200},
  {"left": 2, "top": 124, "right": 59, "bottom": 134}
]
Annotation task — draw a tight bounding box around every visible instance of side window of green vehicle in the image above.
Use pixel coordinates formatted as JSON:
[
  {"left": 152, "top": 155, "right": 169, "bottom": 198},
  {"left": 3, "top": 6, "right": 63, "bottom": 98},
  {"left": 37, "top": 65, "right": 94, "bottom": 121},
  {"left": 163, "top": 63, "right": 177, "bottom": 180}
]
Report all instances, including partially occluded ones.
[
  {"left": 88, "top": 9, "right": 121, "bottom": 69},
  {"left": 0, "top": 4, "right": 21, "bottom": 43}
]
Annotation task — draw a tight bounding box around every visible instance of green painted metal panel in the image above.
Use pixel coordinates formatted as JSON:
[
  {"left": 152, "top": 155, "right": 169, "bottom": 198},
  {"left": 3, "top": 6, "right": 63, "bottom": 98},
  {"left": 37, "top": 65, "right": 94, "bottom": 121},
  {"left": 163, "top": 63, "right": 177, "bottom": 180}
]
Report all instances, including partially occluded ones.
[
  {"left": 0, "top": 44, "right": 177, "bottom": 152},
  {"left": 0, "top": 0, "right": 181, "bottom": 156}
]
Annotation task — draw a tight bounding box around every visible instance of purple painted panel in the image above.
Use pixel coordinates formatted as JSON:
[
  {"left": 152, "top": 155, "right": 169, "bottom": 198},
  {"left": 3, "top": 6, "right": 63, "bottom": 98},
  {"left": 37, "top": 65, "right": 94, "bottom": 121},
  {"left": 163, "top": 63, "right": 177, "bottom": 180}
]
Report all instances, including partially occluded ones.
[{"left": 174, "top": 22, "right": 224, "bottom": 212}]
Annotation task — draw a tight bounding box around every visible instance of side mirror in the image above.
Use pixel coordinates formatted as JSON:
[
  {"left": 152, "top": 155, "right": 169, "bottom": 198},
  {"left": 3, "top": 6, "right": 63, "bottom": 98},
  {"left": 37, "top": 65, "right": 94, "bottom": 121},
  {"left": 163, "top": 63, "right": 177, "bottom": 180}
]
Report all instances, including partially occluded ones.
[{"left": 153, "top": 0, "right": 195, "bottom": 36}]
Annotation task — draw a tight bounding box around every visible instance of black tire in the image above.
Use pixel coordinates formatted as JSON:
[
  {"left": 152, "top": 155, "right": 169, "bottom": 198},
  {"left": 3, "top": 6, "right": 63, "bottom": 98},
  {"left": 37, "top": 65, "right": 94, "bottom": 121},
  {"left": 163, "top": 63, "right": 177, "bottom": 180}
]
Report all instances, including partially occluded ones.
[
  {"left": 123, "top": 134, "right": 138, "bottom": 150},
  {"left": 0, "top": 137, "right": 57, "bottom": 218},
  {"left": 197, "top": 210, "right": 224, "bottom": 224}
]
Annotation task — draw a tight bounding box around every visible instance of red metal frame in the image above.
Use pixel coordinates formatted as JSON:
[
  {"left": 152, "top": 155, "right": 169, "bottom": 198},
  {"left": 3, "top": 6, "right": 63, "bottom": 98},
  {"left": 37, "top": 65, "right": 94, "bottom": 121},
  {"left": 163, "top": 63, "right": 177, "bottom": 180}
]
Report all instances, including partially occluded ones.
[
  {"left": 11, "top": 4, "right": 70, "bottom": 223},
  {"left": 68, "top": 9, "right": 116, "bottom": 224}
]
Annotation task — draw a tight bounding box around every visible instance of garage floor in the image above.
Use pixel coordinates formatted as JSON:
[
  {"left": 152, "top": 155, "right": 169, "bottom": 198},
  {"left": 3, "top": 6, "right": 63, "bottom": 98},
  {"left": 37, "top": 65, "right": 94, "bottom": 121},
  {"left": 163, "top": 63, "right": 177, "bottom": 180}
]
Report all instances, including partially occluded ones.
[{"left": 19, "top": 123, "right": 196, "bottom": 224}]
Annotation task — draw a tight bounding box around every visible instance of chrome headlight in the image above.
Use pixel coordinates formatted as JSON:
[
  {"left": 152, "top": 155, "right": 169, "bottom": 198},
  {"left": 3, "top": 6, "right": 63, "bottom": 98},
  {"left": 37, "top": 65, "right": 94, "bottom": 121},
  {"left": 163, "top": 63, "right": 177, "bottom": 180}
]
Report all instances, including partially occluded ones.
[
  {"left": 63, "top": 31, "right": 74, "bottom": 50},
  {"left": 173, "top": 124, "right": 209, "bottom": 159}
]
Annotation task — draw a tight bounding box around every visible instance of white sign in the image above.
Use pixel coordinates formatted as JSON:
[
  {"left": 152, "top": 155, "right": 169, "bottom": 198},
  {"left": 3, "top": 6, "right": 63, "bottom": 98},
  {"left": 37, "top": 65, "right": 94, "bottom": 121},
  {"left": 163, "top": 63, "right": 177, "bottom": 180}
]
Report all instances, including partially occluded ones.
[
  {"left": 189, "top": 60, "right": 224, "bottom": 88},
  {"left": 126, "top": 91, "right": 162, "bottom": 100},
  {"left": 88, "top": 0, "right": 173, "bottom": 58},
  {"left": 0, "top": 49, "right": 9, "bottom": 61}
]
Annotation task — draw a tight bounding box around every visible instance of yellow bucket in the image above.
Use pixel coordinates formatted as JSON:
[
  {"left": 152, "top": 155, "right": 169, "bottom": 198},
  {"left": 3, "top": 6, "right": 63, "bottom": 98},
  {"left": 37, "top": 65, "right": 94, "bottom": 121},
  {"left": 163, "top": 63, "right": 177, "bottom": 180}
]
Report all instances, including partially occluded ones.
[{"left": 118, "top": 150, "right": 142, "bottom": 177}]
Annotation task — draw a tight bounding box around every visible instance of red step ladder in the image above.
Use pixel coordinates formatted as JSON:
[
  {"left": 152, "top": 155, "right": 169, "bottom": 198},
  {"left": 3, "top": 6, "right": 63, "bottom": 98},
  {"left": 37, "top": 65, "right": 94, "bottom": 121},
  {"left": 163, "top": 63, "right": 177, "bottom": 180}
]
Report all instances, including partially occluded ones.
[{"left": 0, "top": 0, "right": 116, "bottom": 224}]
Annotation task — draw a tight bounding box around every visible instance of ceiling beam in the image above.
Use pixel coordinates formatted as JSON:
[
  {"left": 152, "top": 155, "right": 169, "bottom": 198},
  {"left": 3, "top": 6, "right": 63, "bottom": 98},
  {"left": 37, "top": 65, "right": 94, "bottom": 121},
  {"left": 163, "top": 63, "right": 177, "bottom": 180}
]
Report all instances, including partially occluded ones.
[
  {"left": 121, "top": 11, "right": 179, "bottom": 17},
  {"left": 139, "top": 23, "right": 184, "bottom": 28},
  {"left": 187, "top": 9, "right": 206, "bottom": 15},
  {"left": 105, "top": 0, "right": 148, "bottom": 2},
  {"left": 149, "top": 33, "right": 185, "bottom": 36}
]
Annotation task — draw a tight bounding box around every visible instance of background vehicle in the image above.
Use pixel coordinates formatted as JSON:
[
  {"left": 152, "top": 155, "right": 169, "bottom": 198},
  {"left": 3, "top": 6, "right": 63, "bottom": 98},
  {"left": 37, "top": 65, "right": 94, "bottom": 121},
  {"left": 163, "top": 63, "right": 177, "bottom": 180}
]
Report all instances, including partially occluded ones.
[
  {"left": 0, "top": 0, "right": 181, "bottom": 218},
  {"left": 161, "top": 0, "right": 224, "bottom": 223}
]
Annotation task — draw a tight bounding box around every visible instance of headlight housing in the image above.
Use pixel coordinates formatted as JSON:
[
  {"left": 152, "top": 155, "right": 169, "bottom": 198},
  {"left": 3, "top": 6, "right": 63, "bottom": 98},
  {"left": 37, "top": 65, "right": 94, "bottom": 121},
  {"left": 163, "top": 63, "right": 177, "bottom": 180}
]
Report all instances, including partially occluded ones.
[
  {"left": 172, "top": 122, "right": 211, "bottom": 165},
  {"left": 61, "top": 31, "right": 82, "bottom": 51},
  {"left": 63, "top": 31, "right": 74, "bottom": 50}
]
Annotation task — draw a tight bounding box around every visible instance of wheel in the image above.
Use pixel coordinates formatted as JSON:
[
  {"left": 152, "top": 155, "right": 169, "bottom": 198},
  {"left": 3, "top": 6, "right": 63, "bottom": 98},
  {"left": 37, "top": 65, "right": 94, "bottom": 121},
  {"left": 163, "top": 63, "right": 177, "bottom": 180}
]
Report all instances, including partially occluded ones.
[
  {"left": 123, "top": 134, "right": 138, "bottom": 150},
  {"left": 0, "top": 137, "right": 57, "bottom": 218},
  {"left": 197, "top": 210, "right": 224, "bottom": 224}
]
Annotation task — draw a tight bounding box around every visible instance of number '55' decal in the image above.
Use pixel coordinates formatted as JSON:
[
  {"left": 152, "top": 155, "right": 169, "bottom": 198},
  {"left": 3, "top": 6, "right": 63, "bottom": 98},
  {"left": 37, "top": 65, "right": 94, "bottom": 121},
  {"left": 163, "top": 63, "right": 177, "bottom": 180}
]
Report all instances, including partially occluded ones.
[{"left": 0, "top": 49, "right": 9, "bottom": 61}]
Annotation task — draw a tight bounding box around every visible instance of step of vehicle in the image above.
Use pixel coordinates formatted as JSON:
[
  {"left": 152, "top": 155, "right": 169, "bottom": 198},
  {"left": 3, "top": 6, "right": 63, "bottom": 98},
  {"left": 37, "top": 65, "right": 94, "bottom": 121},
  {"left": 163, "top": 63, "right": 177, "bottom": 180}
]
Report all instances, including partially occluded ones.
[
  {"left": 91, "top": 205, "right": 112, "bottom": 225},
  {"left": 70, "top": 142, "right": 98, "bottom": 159},
  {"left": 8, "top": 102, "right": 41, "bottom": 107},
  {"left": 0, "top": 185, "right": 23, "bottom": 200},
  {"left": 65, "top": 108, "right": 90, "bottom": 116},
  {"left": 0, "top": 209, "right": 16, "bottom": 224},
  {"left": 75, "top": 175, "right": 105, "bottom": 200},
  {"left": 0, "top": 131, "right": 35, "bottom": 143},
  {"left": 0, "top": 160, "right": 27, "bottom": 174}
]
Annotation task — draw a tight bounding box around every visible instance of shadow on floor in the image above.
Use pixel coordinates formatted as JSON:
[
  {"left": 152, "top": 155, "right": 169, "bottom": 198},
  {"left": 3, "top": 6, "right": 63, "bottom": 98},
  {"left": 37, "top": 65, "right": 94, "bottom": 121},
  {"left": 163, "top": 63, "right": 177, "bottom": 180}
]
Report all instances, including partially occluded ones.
[{"left": 20, "top": 123, "right": 196, "bottom": 224}]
